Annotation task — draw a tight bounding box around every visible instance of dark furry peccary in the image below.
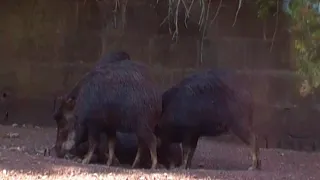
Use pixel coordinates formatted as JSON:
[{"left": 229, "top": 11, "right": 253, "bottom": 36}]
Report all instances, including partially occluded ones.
[
  {"left": 53, "top": 60, "right": 162, "bottom": 169},
  {"left": 156, "top": 70, "right": 261, "bottom": 170},
  {"left": 50, "top": 51, "right": 131, "bottom": 161}
]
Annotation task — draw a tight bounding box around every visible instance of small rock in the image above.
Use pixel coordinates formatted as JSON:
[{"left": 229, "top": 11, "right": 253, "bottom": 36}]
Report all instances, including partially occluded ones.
[
  {"left": 198, "top": 162, "right": 204, "bottom": 168},
  {"left": 4, "top": 132, "right": 20, "bottom": 138},
  {"left": 74, "top": 157, "right": 82, "bottom": 163},
  {"left": 12, "top": 123, "right": 18, "bottom": 127},
  {"left": 9, "top": 146, "right": 24, "bottom": 152},
  {"left": 2, "top": 169, "right": 7, "bottom": 175},
  {"left": 167, "top": 176, "right": 174, "bottom": 180}
]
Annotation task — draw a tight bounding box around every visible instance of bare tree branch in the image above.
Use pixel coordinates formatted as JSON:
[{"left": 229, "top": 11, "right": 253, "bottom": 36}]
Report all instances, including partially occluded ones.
[
  {"left": 181, "top": 0, "right": 190, "bottom": 28},
  {"left": 198, "top": 0, "right": 206, "bottom": 30},
  {"left": 270, "top": 0, "right": 279, "bottom": 52},
  {"left": 200, "top": 0, "right": 212, "bottom": 63},
  {"left": 232, "top": 0, "right": 242, "bottom": 27},
  {"left": 183, "top": 0, "right": 195, "bottom": 28},
  {"left": 172, "top": 0, "right": 181, "bottom": 41},
  {"left": 168, "top": 0, "right": 174, "bottom": 34},
  {"left": 121, "top": 0, "right": 128, "bottom": 33},
  {"left": 210, "top": 0, "right": 222, "bottom": 25}
]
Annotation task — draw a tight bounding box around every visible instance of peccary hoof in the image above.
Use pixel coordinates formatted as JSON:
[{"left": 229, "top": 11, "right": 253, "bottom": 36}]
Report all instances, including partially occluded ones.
[{"left": 43, "top": 148, "right": 50, "bottom": 157}]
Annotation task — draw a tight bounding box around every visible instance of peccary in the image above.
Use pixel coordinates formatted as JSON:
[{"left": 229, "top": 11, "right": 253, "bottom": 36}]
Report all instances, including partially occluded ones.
[
  {"left": 53, "top": 59, "right": 161, "bottom": 169},
  {"left": 156, "top": 70, "right": 261, "bottom": 170}
]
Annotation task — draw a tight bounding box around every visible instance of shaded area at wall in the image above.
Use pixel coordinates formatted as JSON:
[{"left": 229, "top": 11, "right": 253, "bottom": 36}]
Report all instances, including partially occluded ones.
[{"left": 0, "top": 0, "right": 318, "bottom": 151}]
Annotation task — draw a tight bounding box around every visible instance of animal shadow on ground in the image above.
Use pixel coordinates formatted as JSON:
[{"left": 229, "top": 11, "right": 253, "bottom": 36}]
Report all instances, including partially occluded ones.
[{"left": 0, "top": 148, "right": 212, "bottom": 179}]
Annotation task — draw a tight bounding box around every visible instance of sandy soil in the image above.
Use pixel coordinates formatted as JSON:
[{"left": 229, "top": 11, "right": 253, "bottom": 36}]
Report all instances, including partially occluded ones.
[{"left": 0, "top": 124, "right": 320, "bottom": 180}]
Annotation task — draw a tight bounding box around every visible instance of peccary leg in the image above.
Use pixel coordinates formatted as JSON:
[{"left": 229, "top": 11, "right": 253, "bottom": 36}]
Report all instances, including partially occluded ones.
[
  {"left": 134, "top": 125, "right": 158, "bottom": 169},
  {"left": 248, "top": 133, "right": 261, "bottom": 170},
  {"left": 109, "top": 155, "right": 120, "bottom": 166},
  {"left": 163, "top": 152, "right": 175, "bottom": 170},
  {"left": 186, "top": 142, "right": 198, "bottom": 169},
  {"left": 180, "top": 143, "right": 190, "bottom": 169},
  {"left": 148, "top": 137, "right": 158, "bottom": 169},
  {"left": 82, "top": 123, "right": 100, "bottom": 164},
  {"left": 169, "top": 161, "right": 175, "bottom": 169},
  {"left": 231, "top": 122, "right": 261, "bottom": 170},
  {"left": 180, "top": 136, "right": 198, "bottom": 169},
  {"left": 106, "top": 136, "right": 116, "bottom": 167},
  {"left": 157, "top": 138, "right": 172, "bottom": 169},
  {"left": 132, "top": 146, "right": 142, "bottom": 168},
  {"left": 82, "top": 137, "right": 97, "bottom": 164}
]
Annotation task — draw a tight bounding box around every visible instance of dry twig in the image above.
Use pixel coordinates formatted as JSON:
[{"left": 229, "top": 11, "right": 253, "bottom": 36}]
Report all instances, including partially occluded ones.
[
  {"left": 121, "top": 0, "right": 128, "bottom": 32},
  {"left": 200, "top": 0, "right": 212, "bottom": 63},
  {"left": 263, "top": 20, "right": 267, "bottom": 40},
  {"left": 168, "top": 0, "right": 174, "bottom": 34},
  {"left": 172, "top": 0, "right": 182, "bottom": 41},
  {"left": 161, "top": 0, "right": 201, "bottom": 39},
  {"left": 210, "top": 0, "right": 223, "bottom": 25},
  {"left": 232, "top": 0, "right": 242, "bottom": 27},
  {"left": 198, "top": 0, "right": 206, "bottom": 30},
  {"left": 184, "top": 0, "right": 196, "bottom": 28},
  {"left": 160, "top": 15, "right": 169, "bottom": 26},
  {"left": 113, "top": 0, "right": 120, "bottom": 28},
  {"left": 270, "top": 0, "right": 279, "bottom": 52},
  {"left": 181, "top": 0, "right": 190, "bottom": 28}
]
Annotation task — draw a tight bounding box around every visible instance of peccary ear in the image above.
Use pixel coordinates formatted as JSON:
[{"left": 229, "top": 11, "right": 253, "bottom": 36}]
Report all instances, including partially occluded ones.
[{"left": 65, "top": 97, "right": 76, "bottom": 109}]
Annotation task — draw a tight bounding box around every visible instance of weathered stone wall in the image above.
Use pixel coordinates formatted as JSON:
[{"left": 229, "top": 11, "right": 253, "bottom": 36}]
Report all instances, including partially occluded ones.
[{"left": 1, "top": 0, "right": 319, "bottom": 151}]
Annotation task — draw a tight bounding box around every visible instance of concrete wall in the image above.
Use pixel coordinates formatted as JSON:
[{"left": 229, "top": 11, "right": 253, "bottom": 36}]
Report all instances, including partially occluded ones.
[{"left": 1, "top": 0, "right": 319, "bottom": 151}]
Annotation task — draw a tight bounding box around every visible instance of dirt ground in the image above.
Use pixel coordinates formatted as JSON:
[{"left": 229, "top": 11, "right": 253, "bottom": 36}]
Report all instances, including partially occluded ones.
[{"left": 0, "top": 124, "right": 319, "bottom": 180}]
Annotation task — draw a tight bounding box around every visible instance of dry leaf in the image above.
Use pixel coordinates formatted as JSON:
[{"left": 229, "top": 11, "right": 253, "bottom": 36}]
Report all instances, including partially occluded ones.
[{"left": 4, "top": 132, "right": 20, "bottom": 139}]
